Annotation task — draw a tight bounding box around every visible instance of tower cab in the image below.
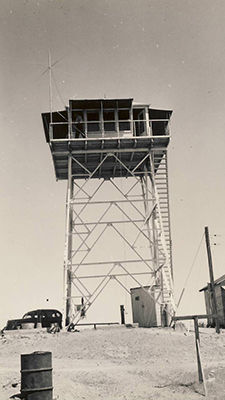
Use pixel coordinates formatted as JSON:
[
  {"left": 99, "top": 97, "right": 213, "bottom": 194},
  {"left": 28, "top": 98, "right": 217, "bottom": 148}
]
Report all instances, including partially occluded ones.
[{"left": 42, "top": 98, "right": 172, "bottom": 142}]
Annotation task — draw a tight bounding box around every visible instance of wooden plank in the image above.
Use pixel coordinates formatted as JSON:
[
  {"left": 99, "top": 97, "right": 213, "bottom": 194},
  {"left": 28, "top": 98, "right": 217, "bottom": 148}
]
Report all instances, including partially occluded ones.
[{"left": 173, "top": 314, "right": 216, "bottom": 321}]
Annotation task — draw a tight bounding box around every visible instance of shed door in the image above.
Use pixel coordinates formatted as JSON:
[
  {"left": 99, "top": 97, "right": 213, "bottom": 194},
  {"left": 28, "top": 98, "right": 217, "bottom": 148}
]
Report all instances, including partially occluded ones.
[{"left": 131, "top": 289, "right": 157, "bottom": 327}]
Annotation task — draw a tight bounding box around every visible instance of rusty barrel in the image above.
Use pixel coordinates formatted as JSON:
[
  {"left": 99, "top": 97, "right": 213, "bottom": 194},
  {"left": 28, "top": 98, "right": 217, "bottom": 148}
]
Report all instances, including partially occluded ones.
[{"left": 21, "top": 351, "right": 53, "bottom": 400}]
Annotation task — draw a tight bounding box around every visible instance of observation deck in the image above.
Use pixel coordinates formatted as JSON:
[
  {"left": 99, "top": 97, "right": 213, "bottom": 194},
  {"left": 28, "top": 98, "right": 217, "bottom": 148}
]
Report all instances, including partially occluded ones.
[{"left": 42, "top": 98, "right": 172, "bottom": 180}]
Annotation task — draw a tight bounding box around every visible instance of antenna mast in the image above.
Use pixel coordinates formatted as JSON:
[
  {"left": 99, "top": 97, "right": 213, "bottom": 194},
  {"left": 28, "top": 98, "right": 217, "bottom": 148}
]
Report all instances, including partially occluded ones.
[{"left": 48, "top": 52, "right": 53, "bottom": 124}]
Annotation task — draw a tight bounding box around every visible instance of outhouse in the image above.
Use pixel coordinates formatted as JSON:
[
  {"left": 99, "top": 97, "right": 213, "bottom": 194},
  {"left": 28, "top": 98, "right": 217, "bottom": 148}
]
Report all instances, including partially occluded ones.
[{"left": 130, "top": 286, "right": 164, "bottom": 328}]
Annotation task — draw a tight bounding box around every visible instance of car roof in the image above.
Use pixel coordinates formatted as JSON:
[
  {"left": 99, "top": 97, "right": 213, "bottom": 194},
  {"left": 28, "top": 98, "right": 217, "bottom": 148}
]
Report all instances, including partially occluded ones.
[{"left": 24, "top": 309, "right": 62, "bottom": 314}]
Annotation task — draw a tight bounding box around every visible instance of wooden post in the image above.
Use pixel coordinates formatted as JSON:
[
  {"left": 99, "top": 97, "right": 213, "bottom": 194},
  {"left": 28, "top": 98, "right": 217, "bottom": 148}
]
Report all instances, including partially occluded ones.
[
  {"left": 194, "top": 317, "right": 208, "bottom": 396},
  {"left": 173, "top": 314, "right": 210, "bottom": 397},
  {"left": 120, "top": 305, "right": 125, "bottom": 325},
  {"left": 205, "top": 227, "right": 220, "bottom": 334},
  {"left": 196, "top": 339, "right": 208, "bottom": 397},
  {"left": 194, "top": 317, "right": 203, "bottom": 382}
]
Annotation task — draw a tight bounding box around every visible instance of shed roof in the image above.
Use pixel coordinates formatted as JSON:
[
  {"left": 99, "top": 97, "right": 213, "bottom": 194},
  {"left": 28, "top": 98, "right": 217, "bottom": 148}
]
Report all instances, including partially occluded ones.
[
  {"left": 130, "top": 285, "right": 161, "bottom": 291},
  {"left": 199, "top": 274, "right": 225, "bottom": 292},
  {"left": 130, "top": 286, "right": 150, "bottom": 291}
]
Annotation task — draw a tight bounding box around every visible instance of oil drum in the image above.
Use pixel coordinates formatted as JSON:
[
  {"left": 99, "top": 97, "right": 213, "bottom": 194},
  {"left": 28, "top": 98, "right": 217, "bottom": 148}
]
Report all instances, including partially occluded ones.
[{"left": 21, "top": 351, "right": 53, "bottom": 400}]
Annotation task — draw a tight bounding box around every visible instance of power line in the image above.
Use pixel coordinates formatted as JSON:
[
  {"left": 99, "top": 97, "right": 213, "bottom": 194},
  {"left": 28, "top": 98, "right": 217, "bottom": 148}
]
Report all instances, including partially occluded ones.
[{"left": 177, "top": 233, "right": 204, "bottom": 308}]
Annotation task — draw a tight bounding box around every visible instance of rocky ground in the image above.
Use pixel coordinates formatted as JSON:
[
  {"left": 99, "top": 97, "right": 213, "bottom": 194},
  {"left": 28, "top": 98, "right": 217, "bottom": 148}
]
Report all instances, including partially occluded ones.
[{"left": 0, "top": 325, "right": 225, "bottom": 400}]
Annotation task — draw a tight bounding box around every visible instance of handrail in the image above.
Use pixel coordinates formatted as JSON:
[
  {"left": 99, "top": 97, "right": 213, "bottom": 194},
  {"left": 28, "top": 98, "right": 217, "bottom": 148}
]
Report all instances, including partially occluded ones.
[
  {"left": 49, "top": 118, "right": 170, "bottom": 124},
  {"left": 48, "top": 119, "right": 171, "bottom": 140}
]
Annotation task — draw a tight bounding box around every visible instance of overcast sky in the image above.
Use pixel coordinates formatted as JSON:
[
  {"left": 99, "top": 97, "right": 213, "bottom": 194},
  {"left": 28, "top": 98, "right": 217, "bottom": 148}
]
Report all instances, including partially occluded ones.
[{"left": 1, "top": 0, "right": 225, "bottom": 327}]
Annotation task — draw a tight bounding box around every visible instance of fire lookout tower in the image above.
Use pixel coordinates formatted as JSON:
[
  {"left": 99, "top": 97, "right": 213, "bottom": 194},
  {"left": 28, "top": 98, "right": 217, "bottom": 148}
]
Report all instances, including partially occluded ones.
[{"left": 42, "top": 98, "right": 175, "bottom": 327}]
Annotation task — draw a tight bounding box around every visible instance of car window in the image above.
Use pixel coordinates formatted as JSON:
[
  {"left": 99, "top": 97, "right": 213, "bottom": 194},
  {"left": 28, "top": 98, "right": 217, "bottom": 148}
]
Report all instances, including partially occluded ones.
[
  {"left": 23, "top": 313, "right": 31, "bottom": 319},
  {"left": 23, "top": 311, "right": 38, "bottom": 319},
  {"left": 23, "top": 309, "right": 61, "bottom": 320}
]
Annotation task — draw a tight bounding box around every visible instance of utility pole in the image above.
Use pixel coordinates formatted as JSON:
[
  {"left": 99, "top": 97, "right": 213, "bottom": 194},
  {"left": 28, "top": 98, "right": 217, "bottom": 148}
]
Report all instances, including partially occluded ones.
[{"left": 204, "top": 226, "right": 220, "bottom": 334}]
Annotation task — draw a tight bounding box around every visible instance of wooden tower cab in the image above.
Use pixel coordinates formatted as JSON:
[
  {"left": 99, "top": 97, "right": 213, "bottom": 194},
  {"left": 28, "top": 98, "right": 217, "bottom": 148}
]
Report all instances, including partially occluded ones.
[{"left": 42, "top": 98, "right": 175, "bottom": 327}]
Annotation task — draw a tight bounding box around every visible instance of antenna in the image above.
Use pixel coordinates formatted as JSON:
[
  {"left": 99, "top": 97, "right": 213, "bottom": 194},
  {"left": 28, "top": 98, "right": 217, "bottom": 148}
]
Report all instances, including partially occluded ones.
[{"left": 48, "top": 52, "right": 53, "bottom": 124}]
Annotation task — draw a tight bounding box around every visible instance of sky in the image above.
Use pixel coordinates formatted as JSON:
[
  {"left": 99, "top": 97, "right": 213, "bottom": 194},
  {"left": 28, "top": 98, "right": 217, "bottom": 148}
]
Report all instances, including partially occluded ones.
[{"left": 1, "top": 0, "right": 225, "bottom": 328}]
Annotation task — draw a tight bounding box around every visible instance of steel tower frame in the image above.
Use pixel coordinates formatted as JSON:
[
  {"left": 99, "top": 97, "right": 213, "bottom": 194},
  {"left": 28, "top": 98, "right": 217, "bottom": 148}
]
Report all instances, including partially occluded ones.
[
  {"left": 63, "top": 149, "right": 174, "bottom": 327},
  {"left": 42, "top": 98, "right": 175, "bottom": 327}
]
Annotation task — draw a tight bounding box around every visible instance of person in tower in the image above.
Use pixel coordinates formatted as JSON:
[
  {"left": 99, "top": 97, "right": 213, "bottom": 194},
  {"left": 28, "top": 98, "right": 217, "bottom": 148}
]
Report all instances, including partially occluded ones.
[{"left": 75, "top": 115, "right": 84, "bottom": 138}]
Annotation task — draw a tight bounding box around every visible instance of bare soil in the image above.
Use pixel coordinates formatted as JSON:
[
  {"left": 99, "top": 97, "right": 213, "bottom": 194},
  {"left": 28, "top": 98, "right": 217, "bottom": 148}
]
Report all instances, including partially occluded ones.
[{"left": 0, "top": 326, "right": 225, "bottom": 400}]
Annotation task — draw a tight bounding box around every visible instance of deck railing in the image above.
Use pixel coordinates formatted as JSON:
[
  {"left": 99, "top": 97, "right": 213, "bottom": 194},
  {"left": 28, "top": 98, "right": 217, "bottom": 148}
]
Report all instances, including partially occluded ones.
[{"left": 49, "top": 119, "right": 171, "bottom": 141}]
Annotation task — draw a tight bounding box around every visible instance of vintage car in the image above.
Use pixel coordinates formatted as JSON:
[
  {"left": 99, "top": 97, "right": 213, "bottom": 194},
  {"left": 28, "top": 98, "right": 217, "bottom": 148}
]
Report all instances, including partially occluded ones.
[{"left": 5, "top": 309, "right": 62, "bottom": 330}]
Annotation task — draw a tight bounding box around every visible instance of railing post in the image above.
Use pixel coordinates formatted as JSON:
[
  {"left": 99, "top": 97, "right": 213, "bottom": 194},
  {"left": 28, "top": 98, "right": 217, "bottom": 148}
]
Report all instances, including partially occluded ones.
[
  {"left": 145, "top": 106, "right": 150, "bottom": 136},
  {"left": 49, "top": 124, "right": 53, "bottom": 141}
]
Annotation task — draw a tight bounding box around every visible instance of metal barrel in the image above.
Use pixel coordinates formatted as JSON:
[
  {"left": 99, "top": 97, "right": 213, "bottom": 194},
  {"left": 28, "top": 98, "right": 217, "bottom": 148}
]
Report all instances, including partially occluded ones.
[{"left": 21, "top": 351, "right": 53, "bottom": 400}]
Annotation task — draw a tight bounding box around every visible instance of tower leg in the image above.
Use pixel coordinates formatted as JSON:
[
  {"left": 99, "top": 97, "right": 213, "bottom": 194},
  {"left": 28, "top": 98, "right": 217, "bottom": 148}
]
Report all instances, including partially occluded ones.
[
  {"left": 148, "top": 151, "right": 175, "bottom": 324},
  {"left": 63, "top": 156, "right": 74, "bottom": 328},
  {"left": 141, "top": 162, "right": 163, "bottom": 326},
  {"left": 141, "top": 164, "right": 159, "bottom": 277}
]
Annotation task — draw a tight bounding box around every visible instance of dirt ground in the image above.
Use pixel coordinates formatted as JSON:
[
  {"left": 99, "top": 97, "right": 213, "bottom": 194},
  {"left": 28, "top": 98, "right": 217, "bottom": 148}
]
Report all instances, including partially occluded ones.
[{"left": 1, "top": 325, "right": 225, "bottom": 400}]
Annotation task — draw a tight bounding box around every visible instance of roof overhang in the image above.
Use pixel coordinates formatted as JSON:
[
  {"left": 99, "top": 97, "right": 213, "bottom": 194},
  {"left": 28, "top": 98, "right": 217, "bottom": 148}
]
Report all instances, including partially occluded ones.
[{"left": 69, "top": 98, "right": 133, "bottom": 110}]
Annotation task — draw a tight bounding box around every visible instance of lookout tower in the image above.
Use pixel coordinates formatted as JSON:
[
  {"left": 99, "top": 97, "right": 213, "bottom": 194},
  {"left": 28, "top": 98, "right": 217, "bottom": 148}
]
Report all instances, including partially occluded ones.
[{"left": 42, "top": 98, "right": 175, "bottom": 327}]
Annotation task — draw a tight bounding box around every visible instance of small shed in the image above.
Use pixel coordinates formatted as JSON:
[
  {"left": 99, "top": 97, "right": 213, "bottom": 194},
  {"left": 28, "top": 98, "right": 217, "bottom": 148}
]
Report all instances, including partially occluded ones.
[
  {"left": 199, "top": 274, "right": 225, "bottom": 328},
  {"left": 130, "top": 286, "right": 163, "bottom": 328}
]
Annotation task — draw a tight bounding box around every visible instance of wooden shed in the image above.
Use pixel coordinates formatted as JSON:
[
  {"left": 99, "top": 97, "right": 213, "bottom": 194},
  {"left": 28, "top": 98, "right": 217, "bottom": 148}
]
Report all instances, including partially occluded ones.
[
  {"left": 199, "top": 274, "right": 225, "bottom": 328},
  {"left": 130, "top": 286, "right": 163, "bottom": 328}
]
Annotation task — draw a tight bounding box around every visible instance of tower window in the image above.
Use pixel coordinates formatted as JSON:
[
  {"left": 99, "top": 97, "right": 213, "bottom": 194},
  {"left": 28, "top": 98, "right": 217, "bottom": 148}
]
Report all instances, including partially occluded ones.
[
  {"left": 103, "top": 110, "right": 115, "bottom": 131},
  {"left": 118, "top": 109, "right": 130, "bottom": 131},
  {"left": 87, "top": 111, "right": 100, "bottom": 132}
]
